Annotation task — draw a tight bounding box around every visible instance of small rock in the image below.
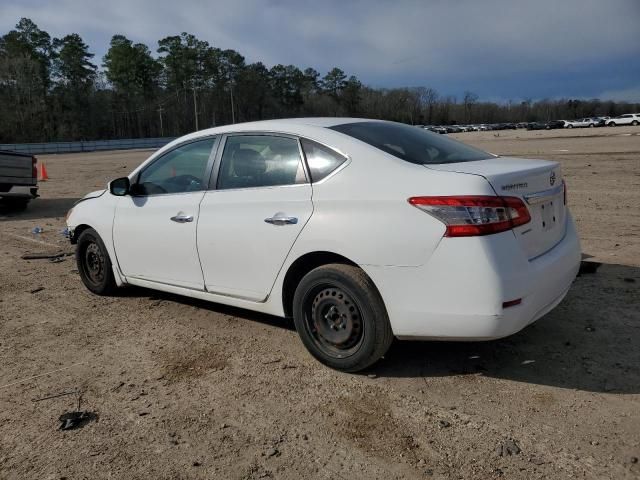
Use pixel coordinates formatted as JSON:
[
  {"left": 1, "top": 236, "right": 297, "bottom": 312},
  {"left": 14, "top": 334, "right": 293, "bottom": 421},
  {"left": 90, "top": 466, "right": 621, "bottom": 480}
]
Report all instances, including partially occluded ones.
[
  {"left": 367, "top": 374, "right": 377, "bottom": 379},
  {"left": 221, "top": 423, "right": 229, "bottom": 429},
  {"left": 630, "top": 456, "right": 638, "bottom": 464},
  {"left": 497, "top": 439, "right": 521, "bottom": 456},
  {"left": 266, "top": 447, "right": 279, "bottom": 458},
  {"left": 417, "top": 459, "right": 426, "bottom": 467},
  {"left": 438, "top": 420, "right": 451, "bottom": 429},
  {"left": 192, "top": 461, "right": 201, "bottom": 467},
  {"left": 590, "top": 440, "right": 599, "bottom": 446},
  {"left": 30, "top": 287, "right": 44, "bottom": 294}
]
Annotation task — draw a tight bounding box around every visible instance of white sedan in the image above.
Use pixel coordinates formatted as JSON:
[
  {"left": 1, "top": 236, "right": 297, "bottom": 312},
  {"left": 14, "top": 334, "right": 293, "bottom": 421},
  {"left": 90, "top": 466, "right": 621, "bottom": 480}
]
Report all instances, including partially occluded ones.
[{"left": 66, "top": 118, "right": 581, "bottom": 372}]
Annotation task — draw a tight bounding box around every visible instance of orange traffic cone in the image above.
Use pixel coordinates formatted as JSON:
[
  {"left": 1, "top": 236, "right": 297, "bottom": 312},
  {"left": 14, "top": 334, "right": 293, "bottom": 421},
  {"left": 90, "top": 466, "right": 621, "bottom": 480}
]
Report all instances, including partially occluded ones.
[{"left": 39, "top": 161, "right": 49, "bottom": 181}]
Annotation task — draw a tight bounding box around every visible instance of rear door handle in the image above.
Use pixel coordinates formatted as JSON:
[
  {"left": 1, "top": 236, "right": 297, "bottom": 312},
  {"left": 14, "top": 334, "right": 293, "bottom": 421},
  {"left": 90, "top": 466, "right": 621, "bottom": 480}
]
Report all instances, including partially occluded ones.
[
  {"left": 170, "top": 214, "right": 194, "bottom": 223},
  {"left": 264, "top": 213, "right": 298, "bottom": 226}
]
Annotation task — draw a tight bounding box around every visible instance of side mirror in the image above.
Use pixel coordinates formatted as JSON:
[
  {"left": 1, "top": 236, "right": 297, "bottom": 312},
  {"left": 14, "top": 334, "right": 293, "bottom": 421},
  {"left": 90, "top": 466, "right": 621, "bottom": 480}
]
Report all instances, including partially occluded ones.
[{"left": 109, "top": 177, "right": 130, "bottom": 196}]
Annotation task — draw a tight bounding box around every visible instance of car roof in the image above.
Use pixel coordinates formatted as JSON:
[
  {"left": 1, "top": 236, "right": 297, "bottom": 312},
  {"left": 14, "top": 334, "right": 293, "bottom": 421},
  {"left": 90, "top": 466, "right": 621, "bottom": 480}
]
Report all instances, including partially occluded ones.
[{"left": 170, "top": 117, "right": 390, "bottom": 145}]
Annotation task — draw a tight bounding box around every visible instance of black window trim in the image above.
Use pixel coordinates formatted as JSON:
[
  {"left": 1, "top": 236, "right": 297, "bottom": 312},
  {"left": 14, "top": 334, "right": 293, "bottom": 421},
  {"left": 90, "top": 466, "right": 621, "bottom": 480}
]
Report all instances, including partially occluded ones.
[{"left": 131, "top": 135, "right": 220, "bottom": 198}]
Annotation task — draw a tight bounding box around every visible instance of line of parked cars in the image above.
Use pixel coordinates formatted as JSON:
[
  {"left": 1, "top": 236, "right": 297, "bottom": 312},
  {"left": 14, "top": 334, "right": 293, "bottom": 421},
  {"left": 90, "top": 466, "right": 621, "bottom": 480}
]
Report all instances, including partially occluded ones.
[
  {"left": 420, "top": 113, "right": 640, "bottom": 134},
  {"left": 422, "top": 123, "right": 519, "bottom": 134}
]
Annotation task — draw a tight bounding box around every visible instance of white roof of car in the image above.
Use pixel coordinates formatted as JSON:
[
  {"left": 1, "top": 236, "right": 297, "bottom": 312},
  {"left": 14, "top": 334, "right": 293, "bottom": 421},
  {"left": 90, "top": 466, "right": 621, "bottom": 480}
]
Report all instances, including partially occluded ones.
[{"left": 157, "top": 118, "right": 384, "bottom": 157}]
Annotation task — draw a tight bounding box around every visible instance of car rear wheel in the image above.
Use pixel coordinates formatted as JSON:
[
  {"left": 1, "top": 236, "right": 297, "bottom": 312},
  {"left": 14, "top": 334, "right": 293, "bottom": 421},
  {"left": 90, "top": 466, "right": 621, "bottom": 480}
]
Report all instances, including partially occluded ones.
[
  {"left": 609, "top": 122, "right": 617, "bottom": 127},
  {"left": 567, "top": 124, "right": 573, "bottom": 128},
  {"left": 292, "top": 263, "right": 393, "bottom": 372},
  {"left": 632, "top": 120, "right": 639, "bottom": 126},
  {"left": 76, "top": 228, "right": 117, "bottom": 295}
]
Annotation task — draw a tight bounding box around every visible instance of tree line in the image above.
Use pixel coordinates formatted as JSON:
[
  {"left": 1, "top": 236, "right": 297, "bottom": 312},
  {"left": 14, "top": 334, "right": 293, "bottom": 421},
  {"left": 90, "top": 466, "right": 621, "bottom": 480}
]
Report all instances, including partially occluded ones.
[{"left": 1, "top": 18, "right": 638, "bottom": 143}]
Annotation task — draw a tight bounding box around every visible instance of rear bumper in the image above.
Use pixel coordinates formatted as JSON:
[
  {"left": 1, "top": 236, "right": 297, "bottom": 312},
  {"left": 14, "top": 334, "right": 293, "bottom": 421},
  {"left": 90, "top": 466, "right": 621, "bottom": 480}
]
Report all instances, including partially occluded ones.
[
  {"left": 0, "top": 185, "right": 38, "bottom": 199},
  {"left": 364, "top": 214, "right": 581, "bottom": 340}
]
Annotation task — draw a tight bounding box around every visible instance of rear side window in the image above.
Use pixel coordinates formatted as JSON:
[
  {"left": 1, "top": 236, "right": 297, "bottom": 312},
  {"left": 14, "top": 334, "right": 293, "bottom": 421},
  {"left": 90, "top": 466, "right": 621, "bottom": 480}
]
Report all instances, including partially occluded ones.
[
  {"left": 330, "top": 121, "right": 493, "bottom": 165},
  {"left": 300, "top": 139, "right": 346, "bottom": 182},
  {"left": 217, "top": 135, "right": 306, "bottom": 190}
]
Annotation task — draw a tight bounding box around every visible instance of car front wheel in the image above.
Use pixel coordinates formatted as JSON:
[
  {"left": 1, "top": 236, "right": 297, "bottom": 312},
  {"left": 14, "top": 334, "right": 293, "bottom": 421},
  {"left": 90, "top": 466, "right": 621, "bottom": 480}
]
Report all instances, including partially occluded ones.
[
  {"left": 292, "top": 264, "right": 393, "bottom": 372},
  {"left": 76, "top": 228, "right": 117, "bottom": 295}
]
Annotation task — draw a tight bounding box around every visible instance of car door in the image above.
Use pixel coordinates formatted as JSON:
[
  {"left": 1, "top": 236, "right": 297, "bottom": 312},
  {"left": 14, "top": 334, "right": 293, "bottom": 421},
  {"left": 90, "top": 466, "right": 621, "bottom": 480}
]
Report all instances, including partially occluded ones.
[
  {"left": 113, "top": 137, "right": 218, "bottom": 290},
  {"left": 197, "top": 134, "right": 313, "bottom": 301}
]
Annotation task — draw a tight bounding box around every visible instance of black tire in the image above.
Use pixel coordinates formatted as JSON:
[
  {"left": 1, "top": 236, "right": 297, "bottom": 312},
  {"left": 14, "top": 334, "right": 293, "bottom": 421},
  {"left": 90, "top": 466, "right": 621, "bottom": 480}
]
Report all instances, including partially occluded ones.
[
  {"left": 292, "top": 263, "right": 393, "bottom": 372},
  {"left": 609, "top": 122, "right": 616, "bottom": 127},
  {"left": 589, "top": 124, "right": 594, "bottom": 128},
  {"left": 632, "top": 120, "right": 639, "bottom": 126},
  {"left": 76, "top": 228, "right": 117, "bottom": 295},
  {"left": 567, "top": 124, "right": 573, "bottom": 128}
]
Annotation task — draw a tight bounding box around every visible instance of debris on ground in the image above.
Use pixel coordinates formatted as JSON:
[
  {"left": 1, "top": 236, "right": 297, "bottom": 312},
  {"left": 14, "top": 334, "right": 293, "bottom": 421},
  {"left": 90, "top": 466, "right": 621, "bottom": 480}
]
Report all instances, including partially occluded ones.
[
  {"left": 29, "top": 287, "right": 44, "bottom": 294},
  {"left": 438, "top": 420, "right": 451, "bottom": 429},
  {"left": 22, "top": 251, "right": 74, "bottom": 261},
  {"left": 58, "top": 411, "right": 97, "bottom": 431},
  {"left": 497, "top": 439, "right": 521, "bottom": 457}
]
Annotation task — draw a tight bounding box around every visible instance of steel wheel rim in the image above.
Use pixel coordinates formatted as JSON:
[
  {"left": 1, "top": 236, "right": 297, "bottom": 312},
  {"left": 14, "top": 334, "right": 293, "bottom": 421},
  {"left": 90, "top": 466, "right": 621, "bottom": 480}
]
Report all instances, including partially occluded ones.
[
  {"left": 83, "top": 241, "right": 105, "bottom": 285},
  {"left": 303, "top": 284, "right": 365, "bottom": 358}
]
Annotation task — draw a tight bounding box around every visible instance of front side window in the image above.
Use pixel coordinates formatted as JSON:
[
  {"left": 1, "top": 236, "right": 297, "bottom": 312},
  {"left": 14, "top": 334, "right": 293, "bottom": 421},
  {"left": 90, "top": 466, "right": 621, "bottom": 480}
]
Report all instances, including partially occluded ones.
[
  {"left": 136, "top": 138, "right": 215, "bottom": 195},
  {"left": 330, "top": 121, "right": 493, "bottom": 165},
  {"left": 300, "top": 139, "right": 346, "bottom": 182},
  {"left": 217, "top": 135, "right": 306, "bottom": 190}
]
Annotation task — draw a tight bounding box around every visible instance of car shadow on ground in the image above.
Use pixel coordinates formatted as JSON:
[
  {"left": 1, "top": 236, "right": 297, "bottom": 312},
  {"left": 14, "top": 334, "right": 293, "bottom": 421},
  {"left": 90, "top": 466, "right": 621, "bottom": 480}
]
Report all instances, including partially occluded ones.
[
  {"left": 119, "top": 262, "right": 639, "bottom": 394},
  {"left": 0, "top": 197, "right": 79, "bottom": 221},
  {"left": 119, "top": 286, "right": 297, "bottom": 333}
]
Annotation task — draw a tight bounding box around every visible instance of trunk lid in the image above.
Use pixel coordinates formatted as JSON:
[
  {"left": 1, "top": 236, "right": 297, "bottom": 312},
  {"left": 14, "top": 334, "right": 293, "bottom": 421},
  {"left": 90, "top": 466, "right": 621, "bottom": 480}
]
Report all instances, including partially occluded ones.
[{"left": 427, "top": 157, "right": 566, "bottom": 259}]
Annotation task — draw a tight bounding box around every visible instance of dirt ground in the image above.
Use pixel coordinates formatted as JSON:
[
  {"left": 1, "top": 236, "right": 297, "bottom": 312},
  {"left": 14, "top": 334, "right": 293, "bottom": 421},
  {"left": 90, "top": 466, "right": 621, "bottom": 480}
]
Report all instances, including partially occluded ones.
[{"left": 1, "top": 126, "right": 639, "bottom": 480}]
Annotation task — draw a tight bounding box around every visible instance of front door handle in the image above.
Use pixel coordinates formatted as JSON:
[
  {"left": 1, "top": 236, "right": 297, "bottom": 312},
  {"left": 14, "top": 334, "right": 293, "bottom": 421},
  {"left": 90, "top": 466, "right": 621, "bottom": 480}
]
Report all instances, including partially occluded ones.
[
  {"left": 170, "top": 214, "right": 194, "bottom": 223},
  {"left": 264, "top": 213, "right": 298, "bottom": 226}
]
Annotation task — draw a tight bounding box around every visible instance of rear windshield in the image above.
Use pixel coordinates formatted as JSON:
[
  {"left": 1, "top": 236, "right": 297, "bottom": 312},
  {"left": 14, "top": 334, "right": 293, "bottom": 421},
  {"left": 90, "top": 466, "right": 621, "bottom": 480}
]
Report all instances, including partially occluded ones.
[{"left": 330, "top": 121, "right": 493, "bottom": 164}]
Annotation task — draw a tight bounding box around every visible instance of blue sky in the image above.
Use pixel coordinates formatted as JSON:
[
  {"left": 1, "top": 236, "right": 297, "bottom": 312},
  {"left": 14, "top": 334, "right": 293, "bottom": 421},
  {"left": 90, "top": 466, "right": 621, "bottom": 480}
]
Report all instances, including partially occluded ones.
[{"left": 1, "top": 0, "right": 639, "bottom": 102}]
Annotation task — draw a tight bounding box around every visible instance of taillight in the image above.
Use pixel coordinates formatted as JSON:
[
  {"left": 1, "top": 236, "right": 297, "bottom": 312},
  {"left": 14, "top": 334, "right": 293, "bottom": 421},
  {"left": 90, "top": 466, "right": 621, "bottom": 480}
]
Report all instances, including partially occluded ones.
[
  {"left": 408, "top": 195, "right": 531, "bottom": 237},
  {"left": 32, "top": 157, "right": 37, "bottom": 179}
]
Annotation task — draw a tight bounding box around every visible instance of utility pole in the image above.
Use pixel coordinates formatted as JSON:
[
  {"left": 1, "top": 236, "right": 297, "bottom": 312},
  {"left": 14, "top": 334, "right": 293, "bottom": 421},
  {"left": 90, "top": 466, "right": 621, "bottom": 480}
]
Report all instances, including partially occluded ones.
[
  {"left": 230, "top": 86, "right": 235, "bottom": 124},
  {"left": 193, "top": 88, "right": 199, "bottom": 131},
  {"left": 157, "top": 105, "right": 164, "bottom": 137}
]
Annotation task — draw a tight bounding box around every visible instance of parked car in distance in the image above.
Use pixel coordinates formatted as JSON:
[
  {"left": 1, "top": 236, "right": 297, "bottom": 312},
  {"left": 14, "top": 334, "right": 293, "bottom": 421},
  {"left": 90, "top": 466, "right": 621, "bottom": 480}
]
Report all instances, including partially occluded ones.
[
  {"left": 606, "top": 114, "right": 640, "bottom": 126},
  {"left": 66, "top": 118, "right": 581, "bottom": 372},
  {"left": 0, "top": 150, "right": 39, "bottom": 210},
  {"left": 546, "top": 120, "right": 567, "bottom": 129},
  {"left": 526, "top": 122, "right": 547, "bottom": 130}
]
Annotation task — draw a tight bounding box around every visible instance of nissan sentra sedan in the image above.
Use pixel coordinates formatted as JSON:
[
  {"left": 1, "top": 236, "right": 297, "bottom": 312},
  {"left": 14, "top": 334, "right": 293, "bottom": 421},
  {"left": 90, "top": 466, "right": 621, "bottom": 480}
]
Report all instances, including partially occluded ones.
[{"left": 66, "top": 118, "right": 581, "bottom": 372}]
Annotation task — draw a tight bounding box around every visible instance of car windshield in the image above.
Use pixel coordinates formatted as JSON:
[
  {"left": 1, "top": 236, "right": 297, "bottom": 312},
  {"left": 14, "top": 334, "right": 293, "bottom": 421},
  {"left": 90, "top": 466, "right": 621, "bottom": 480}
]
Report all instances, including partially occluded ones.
[{"left": 330, "top": 121, "right": 493, "bottom": 165}]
